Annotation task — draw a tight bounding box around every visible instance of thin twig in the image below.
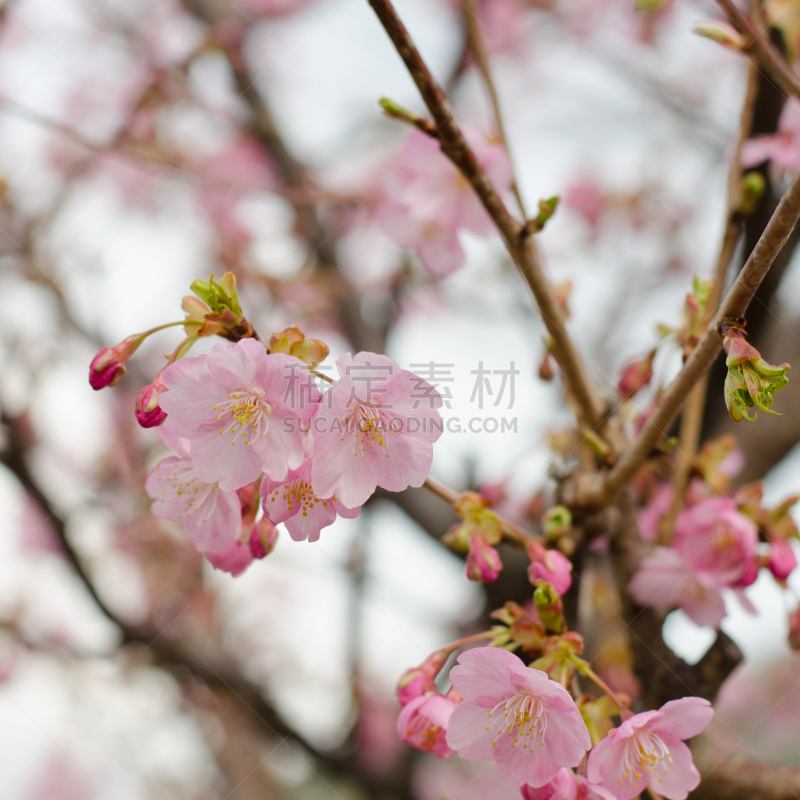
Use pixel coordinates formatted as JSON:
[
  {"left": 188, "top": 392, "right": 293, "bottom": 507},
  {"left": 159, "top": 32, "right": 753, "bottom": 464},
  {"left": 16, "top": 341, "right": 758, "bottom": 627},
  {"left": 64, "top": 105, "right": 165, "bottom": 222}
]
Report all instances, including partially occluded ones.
[
  {"left": 658, "top": 60, "right": 759, "bottom": 542},
  {"left": 715, "top": 0, "right": 800, "bottom": 100},
  {"left": 366, "top": 0, "right": 606, "bottom": 430},
  {"left": 459, "top": 0, "right": 526, "bottom": 218},
  {"left": 569, "top": 163, "right": 800, "bottom": 509}
]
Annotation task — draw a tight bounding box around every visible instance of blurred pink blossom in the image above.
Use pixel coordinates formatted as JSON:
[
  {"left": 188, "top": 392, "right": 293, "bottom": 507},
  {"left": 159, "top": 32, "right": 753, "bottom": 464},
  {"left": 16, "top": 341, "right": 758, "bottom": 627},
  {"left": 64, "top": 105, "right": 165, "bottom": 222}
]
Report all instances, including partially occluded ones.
[
  {"left": 377, "top": 129, "right": 512, "bottom": 276},
  {"left": 742, "top": 99, "right": 800, "bottom": 171},
  {"left": 527, "top": 541, "right": 573, "bottom": 595}
]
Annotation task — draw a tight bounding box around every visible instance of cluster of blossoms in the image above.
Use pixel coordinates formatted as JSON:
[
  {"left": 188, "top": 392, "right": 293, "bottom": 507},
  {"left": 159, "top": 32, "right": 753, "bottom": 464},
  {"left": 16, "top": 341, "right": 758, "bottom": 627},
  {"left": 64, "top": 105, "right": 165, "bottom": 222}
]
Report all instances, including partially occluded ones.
[
  {"left": 630, "top": 456, "right": 798, "bottom": 629},
  {"left": 396, "top": 644, "right": 713, "bottom": 800},
  {"left": 90, "top": 273, "right": 443, "bottom": 575},
  {"left": 376, "top": 127, "right": 513, "bottom": 277}
]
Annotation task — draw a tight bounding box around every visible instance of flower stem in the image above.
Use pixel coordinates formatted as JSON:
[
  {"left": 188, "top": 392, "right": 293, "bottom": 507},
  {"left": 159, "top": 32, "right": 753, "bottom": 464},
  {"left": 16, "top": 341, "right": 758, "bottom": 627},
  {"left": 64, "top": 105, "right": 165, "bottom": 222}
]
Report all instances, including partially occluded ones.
[{"left": 581, "top": 664, "right": 633, "bottom": 721}]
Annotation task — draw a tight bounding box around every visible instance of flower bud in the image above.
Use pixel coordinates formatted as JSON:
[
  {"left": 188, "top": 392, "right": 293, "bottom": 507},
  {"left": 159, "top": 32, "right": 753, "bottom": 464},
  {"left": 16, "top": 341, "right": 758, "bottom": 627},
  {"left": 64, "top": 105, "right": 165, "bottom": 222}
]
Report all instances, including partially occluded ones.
[
  {"left": 89, "top": 334, "right": 144, "bottom": 390},
  {"left": 722, "top": 321, "right": 790, "bottom": 422},
  {"left": 693, "top": 21, "right": 747, "bottom": 51},
  {"left": 191, "top": 271, "right": 241, "bottom": 317},
  {"left": 396, "top": 648, "right": 449, "bottom": 707},
  {"left": 531, "top": 632, "right": 585, "bottom": 687},
  {"left": 527, "top": 541, "right": 572, "bottom": 596},
  {"left": 268, "top": 325, "right": 330, "bottom": 367},
  {"left": 617, "top": 349, "right": 656, "bottom": 400},
  {"left": 542, "top": 506, "right": 572, "bottom": 541},
  {"left": 768, "top": 536, "right": 797, "bottom": 582},
  {"left": 466, "top": 532, "right": 503, "bottom": 583},
  {"left": 135, "top": 370, "right": 167, "bottom": 428},
  {"left": 249, "top": 518, "right": 278, "bottom": 559},
  {"left": 534, "top": 580, "right": 566, "bottom": 634}
]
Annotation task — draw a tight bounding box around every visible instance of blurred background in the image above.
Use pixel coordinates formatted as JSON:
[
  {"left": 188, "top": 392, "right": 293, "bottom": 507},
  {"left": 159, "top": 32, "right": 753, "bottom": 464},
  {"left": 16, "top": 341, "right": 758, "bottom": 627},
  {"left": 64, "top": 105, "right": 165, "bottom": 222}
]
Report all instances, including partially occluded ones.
[{"left": 1, "top": 0, "right": 800, "bottom": 796}]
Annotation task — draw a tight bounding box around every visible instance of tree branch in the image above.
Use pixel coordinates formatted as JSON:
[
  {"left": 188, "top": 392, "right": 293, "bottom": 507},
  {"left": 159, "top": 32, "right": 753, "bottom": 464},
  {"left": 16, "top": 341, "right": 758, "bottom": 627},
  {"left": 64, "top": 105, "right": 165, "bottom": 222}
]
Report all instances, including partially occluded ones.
[
  {"left": 568, "top": 163, "right": 800, "bottom": 509},
  {"left": 366, "top": 0, "right": 606, "bottom": 430}
]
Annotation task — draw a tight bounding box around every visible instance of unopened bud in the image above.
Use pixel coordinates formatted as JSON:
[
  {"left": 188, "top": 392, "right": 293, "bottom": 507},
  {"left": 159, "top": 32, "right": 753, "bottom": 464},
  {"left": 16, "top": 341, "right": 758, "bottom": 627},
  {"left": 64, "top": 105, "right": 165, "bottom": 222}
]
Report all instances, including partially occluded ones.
[
  {"left": 268, "top": 325, "right": 330, "bottom": 367},
  {"left": 249, "top": 518, "right": 279, "bottom": 559},
  {"left": 542, "top": 506, "right": 572, "bottom": 540},
  {"left": 693, "top": 20, "right": 747, "bottom": 51},
  {"left": 378, "top": 97, "right": 436, "bottom": 135},
  {"left": 738, "top": 171, "right": 766, "bottom": 215},
  {"left": 466, "top": 532, "right": 503, "bottom": 583},
  {"left": 135, "top": 370, "right": 168, "bottom": 428},
  {"left": 191, "top": 271, "right": 241, "bottom": 316},
  {"left": 722, "top": 320, "right": 790, "bottom": 422},
  {"left": 618, "top": 349, "right": 656, "bottom": 400},
  {"left": 533, "top": 580, "right": 566, "bottom": 634},
  {"left": 527, "top": 540, "right": 573, "bottom": 596},
  {"left": 768, "top": 536, "right": 797, "bottom": 582},
  {"left": 89, "top": 334, "right": 144, "bottom": 390},
  {"left": 396, "top": 648, "right": 449, "bottom": 707}
]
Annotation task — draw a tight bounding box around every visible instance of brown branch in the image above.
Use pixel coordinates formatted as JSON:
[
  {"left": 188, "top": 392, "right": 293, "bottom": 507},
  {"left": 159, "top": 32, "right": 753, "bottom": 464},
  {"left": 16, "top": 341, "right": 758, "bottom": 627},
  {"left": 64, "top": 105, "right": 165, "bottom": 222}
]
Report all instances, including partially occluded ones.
[
  {"left": 715, "top": 0, "right": 800, "bottom": 101},
  {"left": 569, "top": 162, "right": 800, "bottom": 510},
  {"left": 366, "top": 0, "right": 606, "bottom": 431},
  {"left": 658, "top": 60, "right": 759, "bottom": 542},
  {"left": 0, "top": 412, "right": 345, "bottom": 775}
]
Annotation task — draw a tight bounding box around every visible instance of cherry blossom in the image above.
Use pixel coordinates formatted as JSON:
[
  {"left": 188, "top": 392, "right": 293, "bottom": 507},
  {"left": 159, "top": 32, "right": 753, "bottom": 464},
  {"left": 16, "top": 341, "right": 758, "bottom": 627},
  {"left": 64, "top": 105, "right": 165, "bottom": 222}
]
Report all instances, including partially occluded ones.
[
  {"left": 445, "top": 647, "right": 591, "bottom": 788},
  {"left": 741, "top": 98, "right": 800, "bottom": 171},
  {"left": 520, "top": 768, "right": 577, "bottom": 800},
  {"left": 574, "top": 775, "right": 617, "bottom": 800},
  {"left": 206, "top": 520, "right": 278, "bottom": 577},
  {"left": 259, "top": 458, "right": 360, "bottom": 542},
  {"left": 310, "top": 352, "right": 442, "bottom": 509},
  {"left": 145, "top": 439, "right": 241, "bottom": 555},
  {"left": 159, "top": 338, "right": 317, "bottom": 492},
  {"left": 630, "top": 497, "right": 758, "bottom": 628},
  {"left": 377, "top": 128, "right": 512, "bottom": 276},
  {"left": 397, "top": 693, "right": 457, "bottom": 759},
  {"left": 586, "top": 697, "right": 713, "bottom": 800}
]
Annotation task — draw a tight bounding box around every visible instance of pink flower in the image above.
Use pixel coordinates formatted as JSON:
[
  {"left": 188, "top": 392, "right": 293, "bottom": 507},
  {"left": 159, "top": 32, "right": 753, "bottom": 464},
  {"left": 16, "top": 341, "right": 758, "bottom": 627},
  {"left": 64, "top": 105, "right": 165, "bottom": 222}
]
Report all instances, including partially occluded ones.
[
  {"left": 89, "top": 334, "right": 143, "bottom": 389},
  {"left": 527, "top": 542, "right": 572, "bottom": 596},
  {"left": 586, "top": 697, "right": 713, "bottom": 800},
  {"left": 146, "top": 446, "right": 241, "bottom": 554},
  {"left": 259, "top": 458, "right": 360, "bottom": 542},
  {"left": 135, "top": 369, "right": 168, "bottom": 428},
  {"left": 445, "top": 647, "right": 591, "bottom": 788},
  {"left": 630, "top": 497, "right": 758, "bottom": 628},
  {"left": 629, "top": 548, "right": 726, "bottom": 628},
  {"left": 741, "top": 98, "right": 800, "bottom": 171},
  {"left": 398, "top": 693, "right": 457, "bottom": 759},
  {"left": 574, "top": 775, "right": 617, "bottom": 800},
  {"left": 467, "top": 532, "right": 504, "bottom": 582},
  {"left": 673, "top": 498, "right": 758, "bottom": 586},
  {"left": 637, "top": 484, "right": 672, "bottom": 543},
  {"left": 159, "top": 339, "right": 317, "bottom": 492},
  {"left": 397, "top": 649, "right": 449, "bottom": 707},
  {"left": 206, "top": 520, "right": 278, "bottom": 577},
  {"left": 768, "top": 536, "right": 797, "bottom": 582},
  {"left": 520, "top": 768, "right": 577, "bottom": 800},
  {"left": 378, "top": 129, "right": 512, "bottom": 276},
  {"left": 310, "top": 352, "right": 442, "bottom": 509}
]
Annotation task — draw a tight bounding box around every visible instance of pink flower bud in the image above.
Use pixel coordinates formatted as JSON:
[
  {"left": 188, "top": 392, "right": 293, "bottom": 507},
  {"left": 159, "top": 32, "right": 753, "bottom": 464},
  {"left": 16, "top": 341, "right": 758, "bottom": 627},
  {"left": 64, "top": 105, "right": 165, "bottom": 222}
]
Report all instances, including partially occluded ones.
[
  {"left": 617, "top": 349, "right": 656, "bottom": 401},
  {"left": 768, "top": 537, "right": 797, "bottom": 582},
  {"left": 396, "top": 648, "right": 449, "bottom": 707},
  {"left": 135, "top": 371, "right": 167, "bottom": 428},
  {"left": 466, "top": 532, "right": 503, "bottom": 583},
  {"left": 527, "top": 541, "right": 573, "bottom": 596},
  {"left": 89, "top": 335, "right": 143, "bottom": 390},
  {"left": 249, "top": 518, "right": 278, "bottom": 559}
]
